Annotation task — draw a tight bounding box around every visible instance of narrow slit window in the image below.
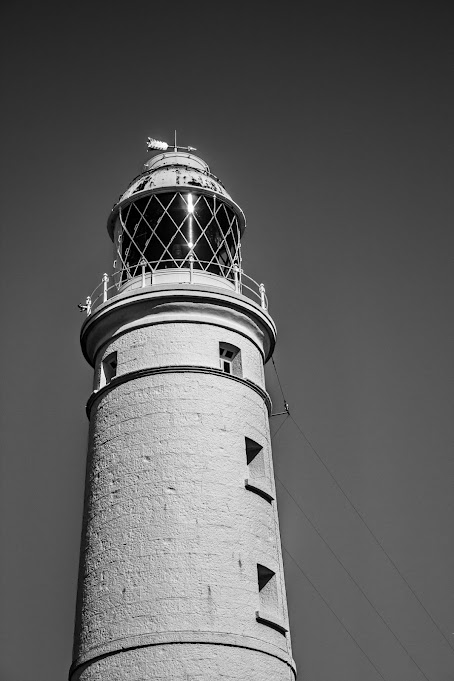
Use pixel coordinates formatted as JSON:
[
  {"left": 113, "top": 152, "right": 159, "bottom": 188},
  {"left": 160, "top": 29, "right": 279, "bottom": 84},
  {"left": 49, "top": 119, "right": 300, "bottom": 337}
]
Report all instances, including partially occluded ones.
[
  {"left": 257, "top": 564, "right": 275, "bottom": 591},
  {"left": 245, "top": 437, "right": 265, "bottom": 478},
  {"left": 101, "top": 351, "right": 117, "bottom": 386},
  {"left": 219, "top": 342, "right": 242, "bottom": 377},
  {"left": 257, "top": 563, "right": 278, "bottom": 613},
  {"left": 245, "top": 437, "right": 273, "bottom": 501},
  {"left": 255, "top": 564, "right": 286, "bottom": 634}
]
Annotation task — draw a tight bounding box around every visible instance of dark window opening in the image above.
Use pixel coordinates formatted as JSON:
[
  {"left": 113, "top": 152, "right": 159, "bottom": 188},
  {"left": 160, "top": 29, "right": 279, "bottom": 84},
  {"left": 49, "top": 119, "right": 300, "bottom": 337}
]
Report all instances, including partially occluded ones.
[
  {"left": 245, "top": 437, "right": 272, "bottom": 500},
  {"left": 245, "top": 437, "right": 266, "bottom": 481},
  {"left": 257, "top": 563, "right": 279, "bottom": 620},
  {"left": 221, "top": 359, "right": 231, "bottom": 374},
  {"left": 257, "top": 564, "right": 275, "bottom": 591},
  {"left": 245, "top": 437, "right": 263, "bottom": 466},
  {"left": 101, "top": 351, "right": 117, "bottom": 386},
  {"left": 219, "top": 342, "right": 242, "bottom": 377}
]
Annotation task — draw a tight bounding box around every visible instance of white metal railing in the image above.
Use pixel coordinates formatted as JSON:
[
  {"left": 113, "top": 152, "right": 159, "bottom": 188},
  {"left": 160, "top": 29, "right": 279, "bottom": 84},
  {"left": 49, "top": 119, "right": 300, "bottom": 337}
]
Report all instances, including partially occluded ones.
[{"left": 79, "top": 260, "right": 269, "bottom": 317}]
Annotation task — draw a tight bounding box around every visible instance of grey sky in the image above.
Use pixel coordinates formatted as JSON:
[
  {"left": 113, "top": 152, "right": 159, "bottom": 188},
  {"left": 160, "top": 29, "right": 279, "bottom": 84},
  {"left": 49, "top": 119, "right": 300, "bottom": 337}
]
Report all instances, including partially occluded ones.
[{"left": 1, "top": 2, "right": 453, "bottom": 680}]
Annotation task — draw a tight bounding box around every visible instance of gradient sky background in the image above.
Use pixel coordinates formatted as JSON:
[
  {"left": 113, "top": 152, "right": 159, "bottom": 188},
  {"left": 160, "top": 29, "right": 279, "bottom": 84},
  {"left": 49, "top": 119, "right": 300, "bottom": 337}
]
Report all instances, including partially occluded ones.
[{"left": 1, "top": 2, "right": 453, "bottom": 680}]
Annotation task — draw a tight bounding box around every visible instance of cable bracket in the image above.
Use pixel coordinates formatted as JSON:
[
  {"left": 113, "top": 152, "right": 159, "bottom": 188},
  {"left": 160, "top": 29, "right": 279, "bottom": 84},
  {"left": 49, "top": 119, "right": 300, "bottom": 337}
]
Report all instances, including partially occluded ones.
[{"left": 271, "top": 401, "right": 290, "bottom": 417}]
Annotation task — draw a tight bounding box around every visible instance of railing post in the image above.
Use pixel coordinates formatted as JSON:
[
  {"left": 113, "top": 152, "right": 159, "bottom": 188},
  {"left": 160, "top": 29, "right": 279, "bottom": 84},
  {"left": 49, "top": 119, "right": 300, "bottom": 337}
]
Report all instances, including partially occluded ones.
[
  {"left": 150, "top": 266, "right": 154, "bottom": 286},
  {"left": 259, "top": 283, "right": 267, "bottom": 310},
  {"left": 189, "top": 255, "right": 194, "bottom": 284},
  {"left": 233, "top": 264, "right": 240, "bottom": 293},
  {"left": 140, "top": 259, "right": 146, "bottom": 288},
  {"left": 102, "top": 273, "right": 109, "bottom": 302}
]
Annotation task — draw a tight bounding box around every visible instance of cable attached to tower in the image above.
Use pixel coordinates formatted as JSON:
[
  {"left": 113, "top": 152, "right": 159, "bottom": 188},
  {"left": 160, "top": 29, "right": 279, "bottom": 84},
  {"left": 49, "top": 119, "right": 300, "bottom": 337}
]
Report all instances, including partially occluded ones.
[
  {"left": 269, "top": 351, "right": 454, "bottom": 658},
  {"left": 270, "top": 356, "right": 290, "bottom": 417}
]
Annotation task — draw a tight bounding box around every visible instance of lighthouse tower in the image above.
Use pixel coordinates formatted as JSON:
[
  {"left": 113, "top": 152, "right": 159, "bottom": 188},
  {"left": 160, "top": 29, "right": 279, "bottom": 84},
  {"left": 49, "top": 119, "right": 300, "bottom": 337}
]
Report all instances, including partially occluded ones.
[{"left": 71, "top": 142, "right": 296, "bottom": 681}]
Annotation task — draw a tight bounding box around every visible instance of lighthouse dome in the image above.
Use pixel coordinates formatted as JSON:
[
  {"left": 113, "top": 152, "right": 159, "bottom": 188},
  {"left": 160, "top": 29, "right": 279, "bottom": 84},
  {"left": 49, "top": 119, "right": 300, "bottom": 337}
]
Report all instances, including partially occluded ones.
[
  {"left": 107, "top": 151, "right": 245, "bottom": 239},
  {"left": 106, "top": 150, "right": 246, "bottom": 290}
]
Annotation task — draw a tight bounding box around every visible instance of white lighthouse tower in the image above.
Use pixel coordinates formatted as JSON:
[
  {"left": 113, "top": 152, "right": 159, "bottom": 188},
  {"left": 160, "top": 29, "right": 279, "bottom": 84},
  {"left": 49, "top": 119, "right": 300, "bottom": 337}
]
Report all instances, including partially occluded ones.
[{"left": 71, "top": 140, "right": 296, "bottom": 681}]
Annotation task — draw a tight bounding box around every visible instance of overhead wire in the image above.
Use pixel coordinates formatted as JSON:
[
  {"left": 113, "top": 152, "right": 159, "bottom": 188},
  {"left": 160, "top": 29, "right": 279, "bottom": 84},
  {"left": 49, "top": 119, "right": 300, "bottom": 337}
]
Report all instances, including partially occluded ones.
[
  {"left": 271, "top": 414, "right": 289, "bottom": 441},
  {"left": 288, "top": 412, "right": 454, "bottom": 655},
  {"left": 270, "top": 357, "right": 454, "bottom": 656},
  {"left": 282, "top": 545, "right": 388, "bottom": 681},
  {"left": 271, "top": 356, "right": 287, "bottom": 403},
  {"left": 276, "top": 474, "right": 432, "bottom": 680}
]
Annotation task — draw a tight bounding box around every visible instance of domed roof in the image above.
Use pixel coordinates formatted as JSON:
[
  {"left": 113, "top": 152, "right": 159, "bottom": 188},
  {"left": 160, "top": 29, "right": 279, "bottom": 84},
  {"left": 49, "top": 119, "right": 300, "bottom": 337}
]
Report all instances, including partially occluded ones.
[{"left": 107, "top": 151, "right": 245, "bottom": 239}]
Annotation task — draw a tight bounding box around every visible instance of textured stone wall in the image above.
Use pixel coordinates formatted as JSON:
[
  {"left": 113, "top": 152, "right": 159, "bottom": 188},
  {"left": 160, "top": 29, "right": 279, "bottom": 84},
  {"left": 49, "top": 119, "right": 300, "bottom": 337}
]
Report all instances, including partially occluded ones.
[
  {"left": 73, "top": 316, "right": 295, "bottom": 680},
  {"left": 76, "top": 644, "right": 295, "bottom": 681},
  {"left": 93, "top": 323, "right": 265, "bottom": 390}
]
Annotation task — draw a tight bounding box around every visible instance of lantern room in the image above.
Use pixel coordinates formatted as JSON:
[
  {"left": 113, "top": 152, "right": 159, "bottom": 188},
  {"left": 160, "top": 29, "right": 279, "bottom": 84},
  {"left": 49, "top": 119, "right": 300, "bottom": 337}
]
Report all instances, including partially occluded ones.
[{"left": 107, "top": 151, "right": 246, "bottom": 291}]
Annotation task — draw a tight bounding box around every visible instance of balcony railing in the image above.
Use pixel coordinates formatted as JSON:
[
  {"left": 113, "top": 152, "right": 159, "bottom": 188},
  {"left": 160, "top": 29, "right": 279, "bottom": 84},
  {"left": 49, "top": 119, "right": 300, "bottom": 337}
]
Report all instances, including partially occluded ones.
[{"left": 79, "top": 260, "right": 269, "bottom": 317}]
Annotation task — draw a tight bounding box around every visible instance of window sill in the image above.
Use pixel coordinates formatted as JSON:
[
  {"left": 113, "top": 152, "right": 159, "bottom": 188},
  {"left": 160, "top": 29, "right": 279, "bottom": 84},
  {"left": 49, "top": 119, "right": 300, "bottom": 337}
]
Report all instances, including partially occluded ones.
[
  {"left": 256, "top": 610, "right": 287, "bottom": 635},
  {"left": 245, "top": 479, "right": 274, "bottom": 503}
]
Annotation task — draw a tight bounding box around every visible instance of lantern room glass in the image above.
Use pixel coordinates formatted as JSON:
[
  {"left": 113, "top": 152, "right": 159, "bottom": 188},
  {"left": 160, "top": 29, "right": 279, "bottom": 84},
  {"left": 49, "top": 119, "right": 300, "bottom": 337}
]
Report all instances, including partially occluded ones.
[{"left": 113, "top": 191, "right": 242, "bottom": 284}]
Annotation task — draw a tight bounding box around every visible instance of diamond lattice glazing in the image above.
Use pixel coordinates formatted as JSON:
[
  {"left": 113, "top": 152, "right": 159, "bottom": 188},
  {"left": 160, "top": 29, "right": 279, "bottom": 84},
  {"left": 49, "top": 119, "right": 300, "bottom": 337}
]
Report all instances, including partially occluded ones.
[{"left": 113, "top": 192, "right": 242, "bottom": 284}]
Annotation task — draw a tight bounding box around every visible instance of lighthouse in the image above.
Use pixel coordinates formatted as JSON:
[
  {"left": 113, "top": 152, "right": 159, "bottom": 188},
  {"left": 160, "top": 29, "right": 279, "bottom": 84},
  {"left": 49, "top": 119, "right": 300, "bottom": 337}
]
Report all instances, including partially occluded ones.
[{"left": 71, "top": 141, "right": 296, "bottom": 681}]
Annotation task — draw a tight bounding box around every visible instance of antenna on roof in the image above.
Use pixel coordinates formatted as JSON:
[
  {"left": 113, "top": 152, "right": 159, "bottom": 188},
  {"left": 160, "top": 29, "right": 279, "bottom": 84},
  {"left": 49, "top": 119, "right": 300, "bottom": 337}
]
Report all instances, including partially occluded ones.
[{"left": 146, "top": 133, "right": 196, "bottom": 153}]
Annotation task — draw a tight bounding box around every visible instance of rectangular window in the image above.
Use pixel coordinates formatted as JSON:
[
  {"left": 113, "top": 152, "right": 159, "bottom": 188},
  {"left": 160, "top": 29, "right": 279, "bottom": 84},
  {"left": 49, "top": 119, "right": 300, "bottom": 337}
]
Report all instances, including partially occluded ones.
[
  {"left": 219, "top": 342, "right": 242, "bottom": 377},
  {"left": 221, "top": 357, "right": 231, "bottom": 374},
  {"left": 101, "top": 351, "right": 117, "bottom": 387}
]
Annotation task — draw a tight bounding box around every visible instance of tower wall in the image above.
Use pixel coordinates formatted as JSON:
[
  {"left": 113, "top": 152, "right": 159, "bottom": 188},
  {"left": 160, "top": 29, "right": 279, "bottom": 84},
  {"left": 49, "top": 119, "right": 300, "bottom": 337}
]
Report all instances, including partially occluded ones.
[
  {"left": 71, "top": 289, "right": 296, "bottom": 680},
  {"left": 75, "top": 645, "right": 293, "bottom": 680}
]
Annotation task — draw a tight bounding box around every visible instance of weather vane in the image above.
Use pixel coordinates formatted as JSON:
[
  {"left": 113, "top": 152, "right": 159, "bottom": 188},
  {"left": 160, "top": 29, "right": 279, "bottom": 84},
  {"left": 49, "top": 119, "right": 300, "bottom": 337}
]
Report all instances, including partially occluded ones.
[{"left": 147, "top": 130, "right": 196, "bottom": 153}]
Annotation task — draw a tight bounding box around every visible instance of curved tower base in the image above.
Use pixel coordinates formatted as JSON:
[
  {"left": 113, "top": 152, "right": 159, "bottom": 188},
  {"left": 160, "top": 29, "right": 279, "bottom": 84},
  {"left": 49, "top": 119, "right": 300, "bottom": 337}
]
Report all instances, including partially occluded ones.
[{"left": 73, "top": 642, "right": 295, "bottom": 681}]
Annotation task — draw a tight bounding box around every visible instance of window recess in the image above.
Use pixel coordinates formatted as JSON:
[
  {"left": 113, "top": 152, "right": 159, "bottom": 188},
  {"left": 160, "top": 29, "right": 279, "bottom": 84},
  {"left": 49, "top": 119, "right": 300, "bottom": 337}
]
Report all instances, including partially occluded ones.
[
  {"left": 245, "top": 437, "right": 263, "bottom": 469},
  {"left": 244, "top": 438, "right": 274, "bottom": 502},
  {"left": 100, "top": 351, "right": 117, "bottom": 387},
  {"left": 256, "top": 564, "right": 287, "bottom": 636},
  {"left": 219, "top": 342, "right": 242, "bottom": 377}
]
